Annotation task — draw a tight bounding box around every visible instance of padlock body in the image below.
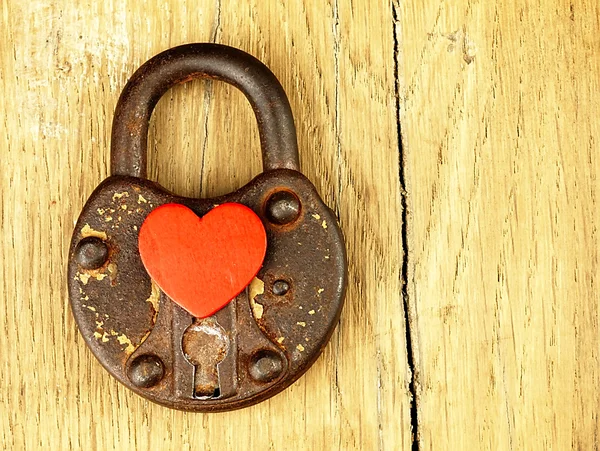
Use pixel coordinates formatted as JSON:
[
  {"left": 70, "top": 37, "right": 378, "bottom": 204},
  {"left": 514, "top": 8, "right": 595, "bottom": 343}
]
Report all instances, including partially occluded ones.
[{"left": 68, "top": 169, "right": 346, "bottom": 411}]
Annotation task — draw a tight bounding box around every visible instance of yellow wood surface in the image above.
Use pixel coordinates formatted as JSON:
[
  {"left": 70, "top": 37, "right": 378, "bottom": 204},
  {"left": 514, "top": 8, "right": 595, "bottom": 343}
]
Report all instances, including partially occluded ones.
[
  {"left": 398, "top": 0, "right": 600, "bottom": 449},
  {"left": 2, "top": 0, "right": 599, "bottom": 449},
  {"left": 0, "top": 1, "right": 409, "bottom": 450}
]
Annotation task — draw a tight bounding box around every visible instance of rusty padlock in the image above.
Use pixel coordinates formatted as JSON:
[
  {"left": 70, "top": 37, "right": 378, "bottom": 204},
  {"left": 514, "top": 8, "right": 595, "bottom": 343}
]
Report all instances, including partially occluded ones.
[{"left": 68, "top": 43, "right": 346, "bottom": 411}]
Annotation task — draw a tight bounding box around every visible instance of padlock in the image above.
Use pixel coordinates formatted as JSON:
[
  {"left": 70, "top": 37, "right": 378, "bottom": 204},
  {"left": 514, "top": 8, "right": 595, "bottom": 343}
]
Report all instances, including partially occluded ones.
[{"left": 68, "top": 43, "right": 346, "bottom": 411}]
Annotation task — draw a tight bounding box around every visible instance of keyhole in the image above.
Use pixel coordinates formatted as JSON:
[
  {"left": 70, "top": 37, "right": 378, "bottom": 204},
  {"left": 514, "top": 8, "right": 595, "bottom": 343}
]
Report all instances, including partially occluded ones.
[{"left": 182, "top": 317, "right": 230, "bottom": 398}]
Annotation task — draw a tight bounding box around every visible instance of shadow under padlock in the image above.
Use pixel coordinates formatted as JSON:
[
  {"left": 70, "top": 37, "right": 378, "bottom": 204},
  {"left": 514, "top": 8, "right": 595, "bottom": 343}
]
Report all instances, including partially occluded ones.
[{"left": 126, "top": 284, "right": 287, "bottom": 402}]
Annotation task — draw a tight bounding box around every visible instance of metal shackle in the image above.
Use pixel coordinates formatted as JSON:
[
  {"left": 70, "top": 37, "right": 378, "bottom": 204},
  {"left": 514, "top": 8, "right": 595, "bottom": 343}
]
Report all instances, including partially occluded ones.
[{"left": 110, "top": 43, "right": 300, "bottom": 178}]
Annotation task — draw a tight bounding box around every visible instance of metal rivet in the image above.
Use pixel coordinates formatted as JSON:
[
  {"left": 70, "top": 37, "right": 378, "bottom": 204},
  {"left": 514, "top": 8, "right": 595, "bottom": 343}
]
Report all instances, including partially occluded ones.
[
  {"left": 265, "top": 191, "right": 301, "bottom": 225},
  {"left": 272, "top": 280, "right": 290, "bottom": 296},
  {"left": 74, "top": 236, "right": 109, "bottom": 270},
  {"left": 249, "top": 350, "right": 284, "bottom": 383},
  {"left": 127, "top": 354, "right": 165, "bottom": 388}
]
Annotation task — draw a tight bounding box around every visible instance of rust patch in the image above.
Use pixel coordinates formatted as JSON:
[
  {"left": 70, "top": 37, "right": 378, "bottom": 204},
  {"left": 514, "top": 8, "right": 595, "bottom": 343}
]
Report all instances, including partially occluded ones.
[
  {"left": 115, "top": 332, "right": 135, "bottom": 354},
  {"left": 249, "top": 277, "right": 265, "bottom": 320},
  {"left": 78, "top": 273, "right": 91, "bottom": 285},
  {"left": 107, "top": 263, "right": 118, "bottom": 284},
  {"left": 146, "top": 280, "right": 160, "bottom": 324},
  {"left": 112, "top": 191, "right": 130, "bottom": 201},
  {"left": 81, "top": 224, "right": 107, "bottom": 240}
]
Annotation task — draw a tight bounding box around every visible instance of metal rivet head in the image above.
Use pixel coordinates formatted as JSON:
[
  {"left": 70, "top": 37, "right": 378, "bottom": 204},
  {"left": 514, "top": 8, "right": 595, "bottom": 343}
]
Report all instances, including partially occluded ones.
[
  {"left": 74, "top": 236, "right": 109, "bottom": 270},
  {"left": 265, "top": 191, "right": 301, "bottom": 225},
  {"left": 127, "top": 354, "right": 165, "bottom": 388},
  {"left": 272, "top": 280, "right": 290, "bottom": 296},
  {"left": 249, "top": 350, "right": 284, "bottom": 383}
]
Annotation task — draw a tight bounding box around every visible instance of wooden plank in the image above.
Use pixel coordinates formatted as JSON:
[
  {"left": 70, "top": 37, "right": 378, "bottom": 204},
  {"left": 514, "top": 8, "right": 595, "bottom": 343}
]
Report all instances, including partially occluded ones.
[
  {"left": 0, "top": 0, "right": 409, "bottom": 449},
  {"left": 397, "top": 0, "right": 600, "bottom": 448}
]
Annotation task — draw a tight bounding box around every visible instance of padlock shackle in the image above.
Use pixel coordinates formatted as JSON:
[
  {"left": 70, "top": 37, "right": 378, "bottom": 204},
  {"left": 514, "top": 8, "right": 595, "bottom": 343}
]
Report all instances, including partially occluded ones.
[{"left": 110, "top": 43, "right": 300, "bottom": 177}]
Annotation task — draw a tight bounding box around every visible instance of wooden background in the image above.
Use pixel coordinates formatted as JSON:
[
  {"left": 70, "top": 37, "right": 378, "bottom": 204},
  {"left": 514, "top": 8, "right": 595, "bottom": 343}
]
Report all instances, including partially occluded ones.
[{"left": 1, "top": 0, "right": 598, "bottom": 449}]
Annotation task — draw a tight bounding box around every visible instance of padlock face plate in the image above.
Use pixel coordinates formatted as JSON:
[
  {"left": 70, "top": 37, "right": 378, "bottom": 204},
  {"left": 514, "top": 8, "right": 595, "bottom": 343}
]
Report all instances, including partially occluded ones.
[{"left": 68, "top": 169, "right": 346, "bottom": 411}]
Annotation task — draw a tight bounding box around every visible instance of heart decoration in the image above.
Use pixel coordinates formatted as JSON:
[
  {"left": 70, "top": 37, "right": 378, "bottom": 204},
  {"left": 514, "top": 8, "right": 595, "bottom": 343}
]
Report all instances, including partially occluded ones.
[{"left": 138, "top": 203, "right": 267, "bottom": 318}]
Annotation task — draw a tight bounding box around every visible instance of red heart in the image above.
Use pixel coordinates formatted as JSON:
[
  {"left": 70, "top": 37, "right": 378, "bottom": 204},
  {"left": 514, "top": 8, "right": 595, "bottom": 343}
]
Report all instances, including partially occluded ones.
[{"left": 138, "top": 203, "right": 267, "bottom": 318}]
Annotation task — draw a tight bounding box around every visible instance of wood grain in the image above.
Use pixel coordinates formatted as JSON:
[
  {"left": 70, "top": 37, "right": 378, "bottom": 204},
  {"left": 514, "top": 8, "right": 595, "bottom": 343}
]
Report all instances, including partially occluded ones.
[
  {"left": 0, "top": 1, "right": 408, "bottom": 450},
  {"left": 397, "top": 0, "right": 600, "bottom": 448}
]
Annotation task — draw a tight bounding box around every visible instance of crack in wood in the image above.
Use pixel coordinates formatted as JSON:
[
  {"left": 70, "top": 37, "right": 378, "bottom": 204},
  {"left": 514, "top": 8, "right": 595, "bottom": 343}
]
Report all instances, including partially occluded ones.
[{"left": 392, "top": 2, "right": 420, "bottom": 450}]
